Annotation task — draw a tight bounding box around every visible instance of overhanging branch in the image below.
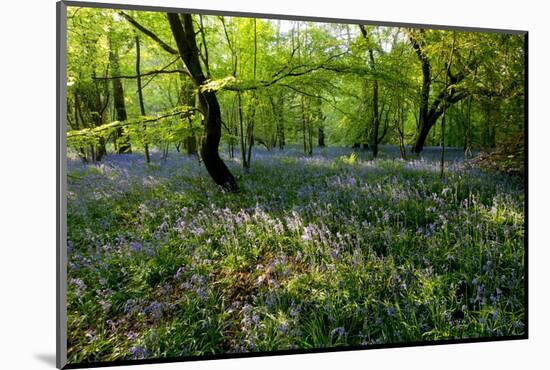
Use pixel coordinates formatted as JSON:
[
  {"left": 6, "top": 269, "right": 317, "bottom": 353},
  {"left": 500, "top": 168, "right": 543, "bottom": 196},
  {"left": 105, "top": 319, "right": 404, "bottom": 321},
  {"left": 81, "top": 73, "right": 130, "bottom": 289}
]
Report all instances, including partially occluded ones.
[
  {"left": 94, "top": 68, "right": 187, "bottom": 80},
  {"left": 119, "top": 11, "right": 178, "bottom": 55},
  {"left": 67, "top": 106, "right": 201, "bottom": 139}
]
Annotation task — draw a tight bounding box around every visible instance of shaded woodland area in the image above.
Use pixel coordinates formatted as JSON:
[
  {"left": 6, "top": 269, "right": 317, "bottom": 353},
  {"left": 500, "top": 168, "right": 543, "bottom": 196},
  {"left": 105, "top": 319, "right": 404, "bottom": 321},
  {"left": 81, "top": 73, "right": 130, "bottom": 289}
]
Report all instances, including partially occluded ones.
[{"left": 67, "top": 8, "right": 525, "bottom": 188}]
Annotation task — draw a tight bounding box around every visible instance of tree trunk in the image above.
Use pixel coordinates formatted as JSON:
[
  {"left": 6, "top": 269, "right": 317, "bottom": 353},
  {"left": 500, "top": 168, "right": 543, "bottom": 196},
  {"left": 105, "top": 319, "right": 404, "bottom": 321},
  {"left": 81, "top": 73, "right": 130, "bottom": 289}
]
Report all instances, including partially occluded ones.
[
  {"left": 397, "top": 96, "right": 407, "bottom": 160},
  {"left": 409, "top": 31, "right": 470, "bottom": 154},
  {"left": 359, "top": 25, "right": 381, "bottom": 158},
  {"left": 135, "top": 35, "right": 150, "bottom": 163},
  {"left": 245, "top": 102, "right": 254, "bottom": 170},
  {"left": 464, "top": 94, "right": 473, "bottom": 158},
  {"left": 237, "top": 92, "right": 247, "bottom": 168},
  {"left": 440, "top": 111, "right": 447, "bottom": 177},
  {"left": 73, "top": 91, "right": 88, "bottom": 161},
  {"left": 415, "top": 116, "right": 433, "bottom": 152},
  {"left": 279, "top": 122, "right": 285, "bottom": 149},
  {"left": 167, "top": 13, "right": 237, "bottom": 191},
  {"left": 186, "top": 122, "right": 198, "bottom": 155},
  {"left": 177, "top": 62, "right": 197, "bottom": 155},
  {"left": 96, "top": 137, "right": 107, "bottom": 161},
  {"left": 244, "top": 19, "right": 258, "bottom": 170},
  {"left": 271, "top": 95, "right": 285, "bottom": 149},
  {"left": 308, "top": 118, "right": 313, "bottom": 155},
  {"left": 89, "top": 70, "right": 108, "bottom": 161},
  {"left": 371, "top": 79, "right": 380, "bottom": 157},
  {"left": 440, "top": 33, "right": 456, "bottom": 178},
  {"left": 301, "top": 96, "right": 308, "bottom": 155},
  {"left": 411, "top": 42, "right": 431, "bottom": 154},
  {"left": 109, "top": 39, "right": 131, "bottom": 154},
  {"left": 318, "top": 124, "right": 325, "bottom": 147}
]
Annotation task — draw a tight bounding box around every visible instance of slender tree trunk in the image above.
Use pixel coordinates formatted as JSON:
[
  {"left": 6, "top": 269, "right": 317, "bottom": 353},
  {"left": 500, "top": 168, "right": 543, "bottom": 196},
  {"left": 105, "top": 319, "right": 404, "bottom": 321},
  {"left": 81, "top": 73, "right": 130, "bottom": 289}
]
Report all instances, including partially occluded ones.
[
  {"left": 318, "top": 125, "right": 325, "bottom": 147},
  {"left": 396, "top": 92, "right": 407, "bottom": 160},
  {"left": 220, "top": 17, "right": 237, "bottom": 159},
  {"left": 245, "top": 96, "right": 255, "bottom": 169},
  {"left": 440, "top": 33, "right": 456, "bottom": 177},
  {"left": 96, "top": 137, "right": 107, "bottom": 161},
  {"left": 271, "top": 95, "right": 285, "bottom": 149},
  {"left": 440, "top": 112, "right": 447, "bottom": 177},
  {"left": 280, "top": 96, "right": 285, "bottom": 149},
  {"left": 73, "top": 91, "right": 88, "bottom": 161},
  {"left": 359, "top": 25, "right": 381, "bottom": 158},
  {"left": 301, "top": 96, "right": 308, "bottom": 155},
  {"left": 89, "top": 70, "right": 107, "bottom": 161},
  {"left": 167, "top": 13, "right": 237, "bottom": 191},
  {"left": 237, "top": 92, "right": 247, "bottom": 168},
  {"left": 245, "top": 98, "right": 255, "bottom": 171},
  {"left": 279, "top": 122, "right": 285, "bottom": 149},
  {"left": 465, "top": 94, "right": 473, "bottom": 158},
  {"left": 109, "top": 38, "right": 131, "bottom": 154},
  {"left": 244, "top": 19, "right": 258, "bottom": 170},
  {"left": 75, "top": 85, "right": 95, "bottom": 161},
  {"left": 315, "top": 98, "right": 325, "bottom": 148},
  {"left": 308, "top": 117, "right": 313, "bottom": 155},
  {"left": 371, "top": 79, "right": 380, "bottom": 157},
  {"left": 135, "top": 35, "right": 150, "bottom": 163},
  {"left": 176, "top": 62, "right": 198, "bottom": 156},
  {"left": 246, "top": 124, "right": 254, "bottom": 168}
]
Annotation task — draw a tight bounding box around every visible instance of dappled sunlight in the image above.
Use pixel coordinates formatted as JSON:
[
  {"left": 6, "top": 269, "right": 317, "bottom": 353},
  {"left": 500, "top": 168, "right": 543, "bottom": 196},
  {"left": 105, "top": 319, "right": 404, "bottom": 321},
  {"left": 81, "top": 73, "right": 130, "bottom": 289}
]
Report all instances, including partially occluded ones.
[{"left": 64, "top": 4, "right": 525, "bottom": 364}]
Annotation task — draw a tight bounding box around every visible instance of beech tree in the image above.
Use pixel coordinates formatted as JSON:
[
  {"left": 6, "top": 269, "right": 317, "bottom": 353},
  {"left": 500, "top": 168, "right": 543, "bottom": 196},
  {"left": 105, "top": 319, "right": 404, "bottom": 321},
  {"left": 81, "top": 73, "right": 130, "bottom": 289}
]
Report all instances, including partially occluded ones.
[{"left": 167, "top": 13, "right": 238, "bottom": 191}]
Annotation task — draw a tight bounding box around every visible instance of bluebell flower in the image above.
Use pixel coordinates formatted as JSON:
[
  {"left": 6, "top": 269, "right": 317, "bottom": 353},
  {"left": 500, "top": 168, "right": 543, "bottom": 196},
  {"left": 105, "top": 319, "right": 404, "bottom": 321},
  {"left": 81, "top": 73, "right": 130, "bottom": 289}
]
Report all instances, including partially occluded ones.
[
  {"left": 129, "top": 241, "right": 143, "bottom": 253},
  {"left": 277, "top": 322, "right": 290, "bottom": 335},
  {"left": 289, "top": 300, "right": 301, "bottom": 318},
  {"left": 129, "top": 346, "right": 147, "bottom": 360},
  {"left": 126, "top": 331, "right": 138, "bottom": 341},
  {"left": 331, "top": 326, "right": 347, "bottom": 339}
]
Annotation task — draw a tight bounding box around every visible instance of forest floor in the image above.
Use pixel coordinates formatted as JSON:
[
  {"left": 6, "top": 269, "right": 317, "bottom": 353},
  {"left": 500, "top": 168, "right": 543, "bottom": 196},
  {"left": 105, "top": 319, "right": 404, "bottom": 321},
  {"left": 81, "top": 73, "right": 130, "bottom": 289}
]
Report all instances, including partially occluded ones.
[{"left": 66, "top": 146, "right": 525, "bottom": 363}]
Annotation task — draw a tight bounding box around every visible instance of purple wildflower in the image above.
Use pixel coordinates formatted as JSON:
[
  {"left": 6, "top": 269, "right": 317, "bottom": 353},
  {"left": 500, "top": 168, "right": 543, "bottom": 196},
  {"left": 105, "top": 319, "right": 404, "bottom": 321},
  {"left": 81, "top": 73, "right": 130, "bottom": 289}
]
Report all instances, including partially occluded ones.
[
  {"left": 289, "top": 300, "right": 301, "bottom": 318},
  {"left": 129, "top": 346, "right": 147, "bottom": 360},
  {"left": 126, "top": 331, "right": 138, "bottom": 341},
  {"left": 144, "top": 301, "right": 163, "bottom": 321},
  {"left": 70, "top": 278, "right": 87, "bottom": 297},
  {"left": 129, "top": 241, "right": 143, "bottom": 253},
  {"left": 331, "top": 326, "right": 347, "bottom": 339}
]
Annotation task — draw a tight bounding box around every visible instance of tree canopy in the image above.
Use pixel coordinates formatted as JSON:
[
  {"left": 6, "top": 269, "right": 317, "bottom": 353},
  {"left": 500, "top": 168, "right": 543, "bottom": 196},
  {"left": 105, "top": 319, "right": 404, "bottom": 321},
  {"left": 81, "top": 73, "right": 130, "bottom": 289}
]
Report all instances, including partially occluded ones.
[{"left": 66, "top": 7, "right": 526, "bottom": 183}]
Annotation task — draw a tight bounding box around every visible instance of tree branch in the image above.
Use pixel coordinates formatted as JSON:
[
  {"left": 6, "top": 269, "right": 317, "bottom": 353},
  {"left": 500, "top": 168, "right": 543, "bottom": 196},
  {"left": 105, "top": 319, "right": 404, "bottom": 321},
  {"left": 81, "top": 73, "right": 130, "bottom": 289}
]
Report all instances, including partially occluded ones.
[
  {"left": 205, "top": 52, "right": 350, "bottom": 93},
  {"left": 119, "top": 11, "right": 178, "bottom": 55},
  {"left": 198, "top": 14, "right": 211, "bottom": 78},
  {"left": 94, "top": 69, "right": 187, "bottom": 80},
  {"left": 67, "top": 106, "right": 200, "bottom": 139}
]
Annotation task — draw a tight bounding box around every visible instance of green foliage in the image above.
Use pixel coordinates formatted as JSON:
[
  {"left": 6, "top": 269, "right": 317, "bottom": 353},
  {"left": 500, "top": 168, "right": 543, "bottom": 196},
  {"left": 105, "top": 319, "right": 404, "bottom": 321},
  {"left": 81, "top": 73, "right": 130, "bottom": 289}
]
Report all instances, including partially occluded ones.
[
  {"left": 338, "top": 152, "right": 357, "bottom": 165},
  {"left": 67, "top": 7, "right": 524, "bottom": 161},
  {"left": 65, "top": 7, "right": 525, "bottom": 363},
  {"left": 66, "top": 105, "right": 199, "bottom": 150}
]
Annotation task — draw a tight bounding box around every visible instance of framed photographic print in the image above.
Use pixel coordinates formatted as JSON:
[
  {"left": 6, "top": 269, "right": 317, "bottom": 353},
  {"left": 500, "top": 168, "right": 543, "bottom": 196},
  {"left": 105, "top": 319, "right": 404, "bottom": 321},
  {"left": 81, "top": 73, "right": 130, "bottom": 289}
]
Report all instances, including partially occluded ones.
[{"left": 57, "top": 1, "right": 527, "bottom": 368}]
